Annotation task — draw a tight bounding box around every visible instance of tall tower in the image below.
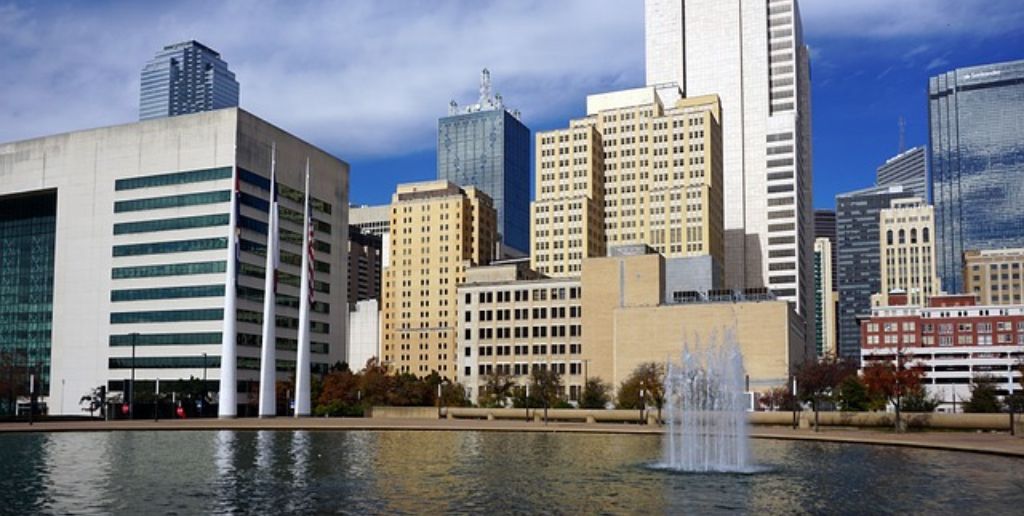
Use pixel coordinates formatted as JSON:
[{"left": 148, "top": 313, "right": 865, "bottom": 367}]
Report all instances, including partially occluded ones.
[
  {"left": 877, "top": 197, "right": 942, "bottom": 307},
  {"left": 380, "top": 181, "right": 497, "bottom": 378},
  {"left": 929, "top": 59, "right": 1024, "bottom": 293},
  {"left": 139, "top": 41, "right": 239, "bottom": 121},
  {"left": 643, "top": 0, "right": 814, "bottom": 337},
  {"left": 438, "top": 70, "right": 531, "bottom": 254}
]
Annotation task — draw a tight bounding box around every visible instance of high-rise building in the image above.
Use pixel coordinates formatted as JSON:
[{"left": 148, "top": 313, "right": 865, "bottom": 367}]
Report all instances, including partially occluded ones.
[
  {"left": 438, "top": 70, "right": 530, "bottom": 254},
  {"left": 877, "top": 198, "right": 942, "bottom": 307},
  {"left": 347, "top": 299, "right": 380, "bottom": 372},
  {"left": 533, "top": 89, "right": 724, "bottom": 281},
  {"left": 876, "top": 146, "right": 927, "bottom": 200},
  {"left": 644, "top": 0, "right": 814, "bottom": 327},
  {"left": 0, "top": 108, "right": 349, "bottom": 415},
  {"left": 813, "top": 238, "right": 836, "bottom": 357},
  {"left": 835, "top": 185, "right": 915, "bottom": 359},
  {"left": 380, "top": 181, "right": 496, "bottom": 378},
  {"left": 349, "top": 204, "right": 391, "bottom": 237},
  {"left": 930, "top": 59, "right": 1024, "bottom": 293},
  {"left": 139, "top": 40, "right": 240, "bottom": 121},
  {"left": 814, "top": 209, "right": 837, "bottom": 286},
  {"left": 347, "top": 226, "right": 382, "bottom": 307},
  {"left": 963, "top": 248, "right": 1024, "bottom": 305}
]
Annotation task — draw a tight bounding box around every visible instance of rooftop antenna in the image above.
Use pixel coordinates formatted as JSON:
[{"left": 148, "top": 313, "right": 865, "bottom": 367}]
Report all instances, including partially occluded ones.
[
  {"left": 449, "top": 100, "right": 458, "bottom": 116},
  {"left": 898, "top": 116, "right": 906, "bottom": 153},
  {"left": 479, "top": 68, "right": 492, "bottom": 107}
]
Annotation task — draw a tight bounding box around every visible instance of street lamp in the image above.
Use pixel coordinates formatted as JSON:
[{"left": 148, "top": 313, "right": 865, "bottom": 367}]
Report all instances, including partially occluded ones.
[
  {"left": 130, "top": 332, "right": 138, "bottom": 420},
  {"left": 201, "top": 352, "right": 208, "bottom": 417},
  {"left": 639, "top": 381, "right": 646, "bottom": 426}
]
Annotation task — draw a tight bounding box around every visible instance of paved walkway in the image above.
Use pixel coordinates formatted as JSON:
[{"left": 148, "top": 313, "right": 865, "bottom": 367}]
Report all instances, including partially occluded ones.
[{"left": 1, "top": 417, "right": 1022, "bottom": 458}]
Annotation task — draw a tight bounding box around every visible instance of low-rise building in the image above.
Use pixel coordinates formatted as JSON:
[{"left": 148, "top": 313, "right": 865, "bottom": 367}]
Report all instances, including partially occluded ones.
[
  {"left": 458, "top": 246, "right": 807, "bottom": 404},
  {"left": 861, "top": 294, "right": 1024, "bottom": 411}
]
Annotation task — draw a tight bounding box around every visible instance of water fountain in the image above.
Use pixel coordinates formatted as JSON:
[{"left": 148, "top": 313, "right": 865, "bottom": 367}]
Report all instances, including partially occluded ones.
[{"left": 660, "top": 329, "right": 753, "bottom": 473}]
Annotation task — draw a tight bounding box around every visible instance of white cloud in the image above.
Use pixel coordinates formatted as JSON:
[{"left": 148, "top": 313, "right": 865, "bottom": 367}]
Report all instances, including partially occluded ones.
[
  {"left": 800, "top": 0, "right": 1024, "bottom": 39},
  {"left": 0, "top": 0, "right": 645, "bottom": 159}
]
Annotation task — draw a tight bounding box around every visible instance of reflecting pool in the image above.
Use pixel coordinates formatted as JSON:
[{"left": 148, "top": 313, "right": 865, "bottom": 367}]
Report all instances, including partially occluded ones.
[{"left": 1, "top": 431, "right": 1021, "bottom": 514}]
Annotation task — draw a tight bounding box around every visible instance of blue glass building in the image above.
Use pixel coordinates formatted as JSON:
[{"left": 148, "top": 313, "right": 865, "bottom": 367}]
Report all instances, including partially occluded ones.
[
  {"left": 139, "top": 40, "right": 240, "bottom": 121},
  {"left": 438, "top": 70, "right": 530, "bottom": 253},
  {"left": 929, "top": 59, "right": 1024, "bottom": 293}
]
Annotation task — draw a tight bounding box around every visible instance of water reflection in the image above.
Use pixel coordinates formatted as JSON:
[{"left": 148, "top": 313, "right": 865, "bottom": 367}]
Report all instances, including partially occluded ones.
[{"left": 0, "top": 431, "right": 1021, "bottom": 514}]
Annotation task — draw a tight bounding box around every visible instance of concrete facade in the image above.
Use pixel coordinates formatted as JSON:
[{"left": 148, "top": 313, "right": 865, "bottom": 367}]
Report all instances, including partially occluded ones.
[
  {"left": 347, "top": 299, "right": 380, "bottom": 372},
  {"left": 877, "top": 146, "right": 928, "bottom": 201},
  {"left": 0, "top": 108, "right": 349, "bottom": 415},
  {"left": 813, "top": 238, "right": 836, "bottom": 357}
]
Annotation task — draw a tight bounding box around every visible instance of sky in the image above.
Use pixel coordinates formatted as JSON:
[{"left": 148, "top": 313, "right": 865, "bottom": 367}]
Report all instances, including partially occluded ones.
[{"left": 1, "top": 0, "right": 1023, "bottom": 210}]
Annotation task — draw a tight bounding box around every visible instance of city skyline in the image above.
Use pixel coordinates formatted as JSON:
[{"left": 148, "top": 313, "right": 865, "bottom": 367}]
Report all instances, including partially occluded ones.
[{"left": 2, "top": 1, "right": 1023, "bottom": 210}]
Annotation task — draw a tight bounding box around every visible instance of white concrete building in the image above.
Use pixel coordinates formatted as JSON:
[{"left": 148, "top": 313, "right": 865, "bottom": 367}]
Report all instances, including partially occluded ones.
[
  {"left": 0, "top": 108, "right": 349, "bottom": 415},
  {"left": 347, "top": 299, "right": 380, "bottom": 372},
  {"left": 645, "top": 0, "right": 814, "bottom": 340}
]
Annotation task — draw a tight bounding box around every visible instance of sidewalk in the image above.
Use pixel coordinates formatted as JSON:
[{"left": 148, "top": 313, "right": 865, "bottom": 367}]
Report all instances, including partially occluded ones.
[{"left": 0, "top": 417, "right": 1021, "bottom": 457}]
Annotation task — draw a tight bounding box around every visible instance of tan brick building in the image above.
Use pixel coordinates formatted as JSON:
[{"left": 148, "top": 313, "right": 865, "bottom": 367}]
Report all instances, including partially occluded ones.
[
  {"left": 963, "top": 248, "right": 1024, "bottom": 305},
  {"left": 381, "top": 181, "right": 496, "bottom": 378},
  {"left": 876, "top": 197, "right": 942, "bottom": 307},
  {"left": 532, "top": 88, "right": 724, "bottom": 280}
]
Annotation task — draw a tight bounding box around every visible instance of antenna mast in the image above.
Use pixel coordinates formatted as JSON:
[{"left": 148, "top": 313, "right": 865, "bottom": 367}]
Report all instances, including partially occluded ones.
[{"left": 898, "top": 116, "right": 906, "bottom": 153}]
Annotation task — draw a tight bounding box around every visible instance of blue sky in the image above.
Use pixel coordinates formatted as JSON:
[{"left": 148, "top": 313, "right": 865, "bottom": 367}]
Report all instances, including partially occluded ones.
[{"left": 2, "top": 0, "right": 1022, "bottom": 210}]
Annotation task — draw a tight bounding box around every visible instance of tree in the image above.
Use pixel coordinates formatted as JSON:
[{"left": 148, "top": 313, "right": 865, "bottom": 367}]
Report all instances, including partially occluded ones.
[
  {"left": 796, "top": 355, "right": 857, "bottom": 431},
  {"left": 901, "top": 386, "right": 940, "bottom": 413},
  {"left": 616, "top": 362, "right": 666, "bottom": 421},
  {"left": 479, "top": 370, "right": 516, "bottom": 408},
  {"left": 79, "top": 385, "right": 106, "bottom": 418},
  {"left": 963, "top": 375, "right": 1003, "bottom": 413},
  {"left": 530, "top": 368, "right": 564, "bottom": 421},
  {"left": 862, "top": 353, "right": 925, "bottom": 432},
  {"left": 580, "top": 377, "right": 611, "bottom": 409},
  {"left": 759, "top": 386, "right": 798, "bottom": 411},
  {"left": 837, "top": 375, "right": 871, "bottom": 412}
]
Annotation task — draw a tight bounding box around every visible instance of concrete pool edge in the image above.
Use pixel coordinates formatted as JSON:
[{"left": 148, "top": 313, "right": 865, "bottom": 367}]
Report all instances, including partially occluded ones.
[{"left": 2, "top": 418, "right": 1022, "bottom": 458}]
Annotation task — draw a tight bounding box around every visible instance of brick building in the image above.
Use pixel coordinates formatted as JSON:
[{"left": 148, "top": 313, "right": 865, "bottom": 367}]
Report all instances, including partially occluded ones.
[{"left": 861, "top": 294, "right": 1024, "bottom": 412}]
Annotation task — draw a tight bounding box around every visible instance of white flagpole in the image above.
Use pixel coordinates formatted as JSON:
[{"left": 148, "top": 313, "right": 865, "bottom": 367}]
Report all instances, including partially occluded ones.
[
  {"left": 218, "top": 167, "right": 241, "bottom": 418},
  {"left": 258, "top": 143, "right": 279, "bottom": 418},
  {"left": 295, "top": 158, "right": 312, "bottom": 417}
]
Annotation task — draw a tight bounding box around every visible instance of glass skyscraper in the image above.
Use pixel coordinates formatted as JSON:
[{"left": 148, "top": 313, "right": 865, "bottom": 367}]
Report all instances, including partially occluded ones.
[
  {"left": 438, "top": 70, "right": 530, "bottom": 253},
  {"left": 835, "top": 185, "right": 915, "bottom": 360},
  {"left": 929, "top": 59, "right": 1024, "bottom": 293},
  {"left": 139, "top": 40, "right": 239, "bottom": 121}
]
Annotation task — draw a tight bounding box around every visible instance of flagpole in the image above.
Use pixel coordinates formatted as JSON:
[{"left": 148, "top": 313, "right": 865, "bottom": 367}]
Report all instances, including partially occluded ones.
[
  {"left": 258, "top": 142, "right": 279, "bottom": 418},
  {"left": 295, "top": 158, "right": 312, "bottom": 417},
  {"left": 217, "top": 166, "right": 241, "bottom": 418}
]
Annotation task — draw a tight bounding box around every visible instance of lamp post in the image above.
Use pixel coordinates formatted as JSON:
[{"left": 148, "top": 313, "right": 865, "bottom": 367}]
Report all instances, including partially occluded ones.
[
  {"left": 639, "top": 382, "right": 646, "bottom": 426},
  {"left": 201, "top": 352, "right": 208, "bottom": 417},
  {"left": 525, "top": 384, "right": 530, "bottom": 422},
  {"left": 1009, "top": 367, "right": 1015, "bottom": 437},
  {"left": 130, "top": 332, "right": 138, "bottom": 420},
  {"left": 154, "top": 378, "right": 160, "bottom": 422},
  {"left": 28, "top": 373, "right": 35, "bottom": 426}
]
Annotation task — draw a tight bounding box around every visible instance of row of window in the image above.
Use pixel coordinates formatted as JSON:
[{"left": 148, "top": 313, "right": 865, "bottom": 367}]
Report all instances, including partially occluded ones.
[
  {"left": 111, "top": 284, "right": 225, "bottom": 302},
  {"left": 112, "top": 260, "right": 226, "bottom": 279},
  {"left": 114, "top": 190, "right": 230, "bottom": 213},
  {"left": 110, "top": 309, "right": 224, "bottom": 324},
  {"left": 114, "top": 167, "right": 232, "bottom": 191},
  {"left": 109, "top": 332, "right": 221, "bottom": 346},
  {"left": 113, "top": 213, "right": 229, "bottom": 235},
  {"left": 113, "top": 237, "right": 227, "bottom": 257}
]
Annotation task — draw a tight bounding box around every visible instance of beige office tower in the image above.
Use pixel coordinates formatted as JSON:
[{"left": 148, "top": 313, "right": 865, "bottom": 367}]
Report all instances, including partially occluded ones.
[
  {"left": 877, "top": 198, "right": 942, "bottom": 307},
  {"left": 963, "top": 248, "right": 1024, "bottom": 305},
  {"left": 645, "top": 0, "right": 814, "bottom": 334},
  {"left": 381, "top": 180, "right": 496, "bottom": 378},
  {"left": 532, "top": 91, "right": 724, "bottom": 279},
  {"left": 813, "top": 238, "right": 836, "bottom": 357}
]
